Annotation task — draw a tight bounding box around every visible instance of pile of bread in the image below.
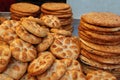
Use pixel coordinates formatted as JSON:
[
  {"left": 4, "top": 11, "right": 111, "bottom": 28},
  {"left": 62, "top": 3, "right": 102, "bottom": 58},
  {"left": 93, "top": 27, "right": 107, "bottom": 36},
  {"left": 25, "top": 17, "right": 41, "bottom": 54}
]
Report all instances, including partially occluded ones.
[
  {"left": 78, "top": 12, "right": 120, "bottom": 79},
  {"left": 10, "top": 2, "right": 73, "bottom": 32},
  {"left": 10, "top": 3, "right": 40, "bottom": 20},
  {"left": 41, "top": 3, "right": 73, "bottom": 32},
  {"left": 0, "top": 12, "right": 117, "bottom": 80}
]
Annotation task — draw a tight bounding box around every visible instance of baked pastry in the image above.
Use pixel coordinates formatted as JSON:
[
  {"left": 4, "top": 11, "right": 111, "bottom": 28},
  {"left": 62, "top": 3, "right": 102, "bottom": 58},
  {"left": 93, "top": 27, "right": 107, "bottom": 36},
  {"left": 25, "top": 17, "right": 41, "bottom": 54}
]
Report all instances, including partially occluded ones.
[
  {"left": 61, "top": 58, "right": 82, "bottom": 71},
  {"left": 28, "top": 51, "right": 55, "bottom": 76},
  {"left": 40, "top": 15, "right": 61, "bottom": 28},
  {"left": 21, "top": 19, "right": 49, "bottom": 37},
  {"left": 37, "top": 60, "right": 66, "bottom": 80},
  {"left": 50, "top": 36, "right": 80, "bottom": 59},
  {"left": 15, "top": 25, "right": 42, "bottom": 44},
  {"left": 10, "top": 38, "right": 37, "bottom": 62},
  {"left": 0, "top": 41, "right": 11, "bottom": 73},
  {"left": 3, "top": 58, "right": 28, "bottom": 80},
  {"left": 37, "top": 33, "right": 54, "bottom": 52}
]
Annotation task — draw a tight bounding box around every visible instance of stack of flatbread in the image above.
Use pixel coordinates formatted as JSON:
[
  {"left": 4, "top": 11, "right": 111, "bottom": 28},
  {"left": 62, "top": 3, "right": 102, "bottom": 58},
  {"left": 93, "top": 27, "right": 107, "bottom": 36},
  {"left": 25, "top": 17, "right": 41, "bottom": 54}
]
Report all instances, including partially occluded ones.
[
  {"left": 78, "top": 12, "right": 120, "bottom": 79},
  {"left": 10, "top": 2, "right": 40, "bottom": 20},
  {"left": 40, "top": 2, "right": 73, "bottom": 32}
]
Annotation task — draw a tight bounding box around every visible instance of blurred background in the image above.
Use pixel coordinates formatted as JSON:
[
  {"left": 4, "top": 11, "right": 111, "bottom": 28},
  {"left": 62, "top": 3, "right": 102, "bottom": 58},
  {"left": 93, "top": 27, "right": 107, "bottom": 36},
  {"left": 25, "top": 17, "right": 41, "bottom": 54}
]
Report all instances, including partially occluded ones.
[
  {"left": 1, "top": 0, "right": 120, "bottom": 19},
  {"left": 0, "top": 0, "right": 66, "bottom": 12}
]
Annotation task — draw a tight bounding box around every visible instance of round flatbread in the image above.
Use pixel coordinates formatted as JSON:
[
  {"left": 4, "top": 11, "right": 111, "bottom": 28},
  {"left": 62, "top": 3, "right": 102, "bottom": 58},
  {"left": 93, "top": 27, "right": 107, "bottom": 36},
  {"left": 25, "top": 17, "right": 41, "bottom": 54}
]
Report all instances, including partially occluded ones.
[
  {"left": 3, "top": 58, "right": 28, "bottom": 80},
  {"left": 10, "top": 38, "right": 37, "bottom": 62},
  {"left": 10, "top": 2, "right": 40, "bottom": 13},
  {"left": 50, "top": 36, "right": 80, "bottom": 59},
  {"left": 80, "top": 20, "right": 120, "bottom": 32},
  {"left": 61, "top": 59, "right": 82, "bottom": 71},
  {"left": 81, "top": 12, "right": 120, "bottom": 27},
  {"left": 41, "top": 3, "right": 70, "bottom": 11},
  {"left": 21, "top": 19, "right": 49, "bottom": 37},
  {"left": 16, "top": 25, "right": 42, "bottom": 44},
  {"left": 40, "top": 15, "right": 61, "bottom": 28},
  {"left": 37, "top": 60, "right": 66, "bottom": 80},
  {"left": 28, "top": 52, "right": 55, "bottom": 76}
]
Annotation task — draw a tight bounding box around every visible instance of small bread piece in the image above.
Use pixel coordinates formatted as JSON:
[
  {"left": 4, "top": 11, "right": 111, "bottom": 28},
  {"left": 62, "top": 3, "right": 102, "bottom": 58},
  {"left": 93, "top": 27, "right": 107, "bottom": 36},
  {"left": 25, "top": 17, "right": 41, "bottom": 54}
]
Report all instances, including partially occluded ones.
[
  {"left": 21, "top": 19, "right": 49, "bottom": 37},
  {"left": 41, "top": 3, "right": 70, "bottom": 11},
  {"left": 20, "top": 74, "right": 37, "bottom": 80},
  {"left": 80, "top": 55, "right": 120, "bottom": 70},
  {"left": 50, "top": 29, "right": 72, "bottom": 36},
  {"left": 0, "top": 73, "right": 14, "bottom": 80},
  {"left": 10, "top": 2, "right": 40, "bottom": 13},
  {"left": 28, "top": 51, "right": 55, "bottom": 76},
  {"left": 16, "top": 25, "right": 42, "bottom": 44},
  {"left": 61, "top": 59, "right": 82, "bottom": 71},
  {"left": 60, "top": 70, "right": 86, "bottom": 80},
  {"left": 37, "top": 33, "right": 54, "bottom": 52},
  {"left": 81, "top": 12, "right": 120, "bottom": 27},
  {"left": 40, "top": 15, "right": 61, "bottom": 28},
  {"left": 50, "top": 36, "right": 80, "bottom": 59},
  {"left": 10, "top": 38, "right": 37, "bottom": 62},
  {"left": 37, "top": 60, "right": 66, "bottom": 80},
  {"left": 4, "top": 58, "right": 28, "bottom": 80},
  {"left": 86, "top": 70, "right": 117, "bottom": 80},
  {"left": 0, "top": 41, "right": 11, "bottom": 73}
]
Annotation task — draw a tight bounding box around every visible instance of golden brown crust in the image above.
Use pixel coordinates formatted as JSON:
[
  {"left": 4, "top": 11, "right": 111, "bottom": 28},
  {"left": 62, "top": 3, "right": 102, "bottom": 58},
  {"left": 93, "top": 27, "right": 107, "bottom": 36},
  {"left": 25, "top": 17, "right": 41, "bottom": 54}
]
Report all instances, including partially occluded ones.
[
  {"left": 0, "top": 41, "right": 11, "bottom": 73},
  {"left": 21, "top": 19, "right": 49, "bottom": 37},
  {"left": 81, "top": 12, "right": 120, "bottom": 27},
  {"left": 61, "top": 59, "right": 82, "bottom": 71},
  {"left": 86, "top": 70, "right": 117, "bottom": 80},
  {"left": 37, "top": 33, "right": 54, "bottom": 52},
  {"left": 10, "top": 2, "right": 40, "bottom": 13},
  {"left": 60, "top": 70, "right": 86, "bottom": 80},
  {"left": 41, "top": 3, "right": 70, "bottom": 11},
  {"left": 80, "top": 55, "right": 120, "bottom": 70},
  {"left": 80, "top": 20, "right": 120, "bottom": 32},
  {"left": 81, "top": 49, "right": 120, "bottom": 64},
  {"left": 37, "top": 60, "right": 66, "bottom": 80},
  {"left": 28, "top": 52, "right": 55, "bottom": 76},
  {"left": 10, "top": 38, "right": 37, "bottom": 62},
  {"left": 80, "top": 38, "right": 120, "bottom": 54},
  {"left": 3, "top": 58, "right": 28, "bottom": 80},
  {"left": 40, "top": 15, "right": 61, "bottom": 28},
  {"left": 50, "top": 36, "right": 80, "bottom": 59},
  {"left": 81, "top": 42, "right": 118, "bottom": 57},
  {"left": 15, "top": 25, "right": 42, "bottom": 44},
  {"left": 20, "top": 74, "right": 37, "bottom": 80}
]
